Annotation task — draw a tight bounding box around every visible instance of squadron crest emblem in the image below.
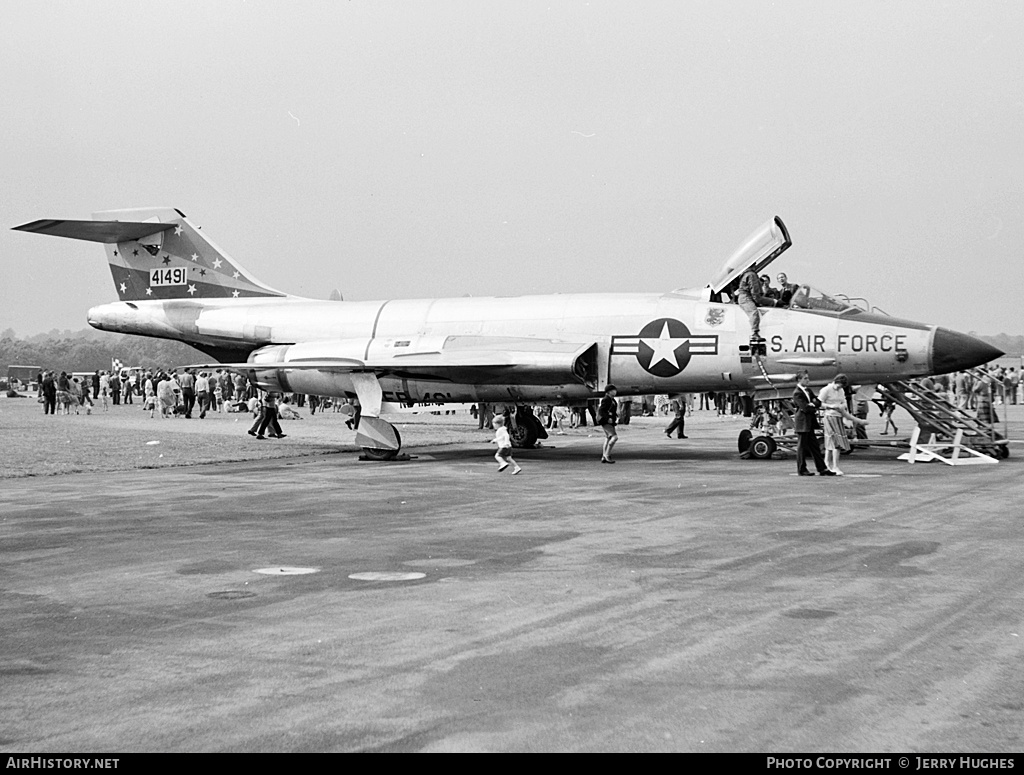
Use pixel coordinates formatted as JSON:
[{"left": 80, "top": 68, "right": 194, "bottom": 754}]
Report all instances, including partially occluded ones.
[
  {"left": 704, "top": 308, "right": 725, "bottom": 327},
  {"left": 610, "top": 318, "right": 719, "bottom": 378}
]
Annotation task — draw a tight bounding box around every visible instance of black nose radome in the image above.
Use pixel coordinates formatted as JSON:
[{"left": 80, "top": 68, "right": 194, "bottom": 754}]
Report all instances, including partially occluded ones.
[{"left": 931, "top": 328, "right": 1003, "bottom": 374}]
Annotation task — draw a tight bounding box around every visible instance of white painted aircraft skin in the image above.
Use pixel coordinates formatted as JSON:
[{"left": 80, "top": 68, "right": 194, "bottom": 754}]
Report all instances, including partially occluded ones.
[
  {"left": 14, "top": 208, "right": 1002, "bottom": 453},
  {"left": 84, "top": 291, "right": 938, "bottom": 405}
]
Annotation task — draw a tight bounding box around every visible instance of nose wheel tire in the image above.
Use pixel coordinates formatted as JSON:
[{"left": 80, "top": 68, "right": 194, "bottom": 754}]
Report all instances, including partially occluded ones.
[{"left": 748, "top": 435, "right": 777, "bottom": 460}]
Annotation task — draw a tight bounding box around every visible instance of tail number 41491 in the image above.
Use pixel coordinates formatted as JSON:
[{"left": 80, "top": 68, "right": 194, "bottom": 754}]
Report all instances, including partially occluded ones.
[{"left": 150, "top": 267, "right": 186, "bottom": 286}]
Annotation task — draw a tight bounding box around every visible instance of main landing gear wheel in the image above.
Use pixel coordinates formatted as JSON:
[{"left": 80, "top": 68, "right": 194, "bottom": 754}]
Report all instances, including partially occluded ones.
[
  {"left": 361, "top": 434, "right": 402, "bottom": 461},
  {"left": 738, "top": 429, "right": 753, "bottom": 454},
  {"left": 509, "top": 421, "right": 537, "bottom": 449},
  {"left": 355, "top": 417, "right": 402, "bottom": 461},
  {"left": 748, "top": 435, "right": 777, "bottom": 460},
  {"left": 509, "top": 407, "right": 547, "bottom": 449}
]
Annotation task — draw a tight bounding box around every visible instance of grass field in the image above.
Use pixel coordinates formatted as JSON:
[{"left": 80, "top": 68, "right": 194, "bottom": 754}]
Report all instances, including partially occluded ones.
[{"left": 0, "top": 395, "right": 488, "bottom": 478}]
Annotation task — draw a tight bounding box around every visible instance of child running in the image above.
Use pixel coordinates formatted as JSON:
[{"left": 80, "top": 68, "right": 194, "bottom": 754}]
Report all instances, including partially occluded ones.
[{"left": 490, "top": 415, "right": 522, "bottom": 475}]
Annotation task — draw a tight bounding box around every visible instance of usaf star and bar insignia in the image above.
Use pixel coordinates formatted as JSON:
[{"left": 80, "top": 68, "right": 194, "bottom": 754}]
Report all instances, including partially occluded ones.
[{"left": 611, "top": 317, "right": 719, "bottom": 378}]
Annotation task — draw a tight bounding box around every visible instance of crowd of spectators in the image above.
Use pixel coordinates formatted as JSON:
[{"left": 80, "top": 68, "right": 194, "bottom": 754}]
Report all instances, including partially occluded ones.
[
  {"left": 31, "top": 367, "right": 262, "bottom": 418},
  {"left": 25, "top": 366, "right": 367, "bottom": 430},
  {"left": 21, "top": 364, "right": 1020, "bottom": 435}
]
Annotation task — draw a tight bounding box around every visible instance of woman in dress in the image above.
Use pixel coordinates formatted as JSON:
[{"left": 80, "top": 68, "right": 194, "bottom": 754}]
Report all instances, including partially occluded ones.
[
  {"left": 817, "top": 374, "right": 868, "bottom": 476},
  {"left": 156, "top": 374, "right": 177, "bottom": 418}
]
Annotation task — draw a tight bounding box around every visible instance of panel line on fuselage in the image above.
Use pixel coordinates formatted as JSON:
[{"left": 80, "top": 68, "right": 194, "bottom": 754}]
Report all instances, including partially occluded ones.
[{"left": 366, "top": 299, "right": 392, "bottom": 360}]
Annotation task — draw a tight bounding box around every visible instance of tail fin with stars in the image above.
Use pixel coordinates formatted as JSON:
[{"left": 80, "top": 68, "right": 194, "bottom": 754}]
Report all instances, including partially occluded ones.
[{"left": 13, "top": 207, "right": 287, "bottom": 302}]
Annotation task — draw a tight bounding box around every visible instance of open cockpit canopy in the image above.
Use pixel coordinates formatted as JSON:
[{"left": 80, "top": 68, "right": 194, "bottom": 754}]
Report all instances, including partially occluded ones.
[
  {"left": 702, "top": 216, "right": 792, "bottom": 296},
  {"left": 669, "top": 216, "right": 879, "bottom": 317}
]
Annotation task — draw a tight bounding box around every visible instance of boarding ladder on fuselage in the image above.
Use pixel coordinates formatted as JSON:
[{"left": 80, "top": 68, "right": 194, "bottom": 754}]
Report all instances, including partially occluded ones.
[{"left": 876, "top": 368, "right": 1008, "bottom": 464}]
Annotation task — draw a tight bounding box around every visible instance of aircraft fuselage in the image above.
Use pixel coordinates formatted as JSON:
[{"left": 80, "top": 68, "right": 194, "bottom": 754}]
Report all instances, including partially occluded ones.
[{"left": 86, "top": 292, "right": 971, "bottom": 404}]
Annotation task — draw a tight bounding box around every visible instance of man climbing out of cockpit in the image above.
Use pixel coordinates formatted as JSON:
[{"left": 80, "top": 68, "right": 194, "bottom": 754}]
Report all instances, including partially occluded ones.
[{"left": 735, "top": 265, "right": 769, "bottom": 353}]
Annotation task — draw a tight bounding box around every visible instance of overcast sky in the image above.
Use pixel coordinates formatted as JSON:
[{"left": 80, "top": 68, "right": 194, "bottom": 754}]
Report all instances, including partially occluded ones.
[{"left": 2, "top": 0, "right": 1022, "bottom": 337}]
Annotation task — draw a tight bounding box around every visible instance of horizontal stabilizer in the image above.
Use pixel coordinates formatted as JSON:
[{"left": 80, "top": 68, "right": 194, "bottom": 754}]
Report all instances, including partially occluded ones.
[{"left": 13, "top": 219, "right": 175, "bottom": 244}]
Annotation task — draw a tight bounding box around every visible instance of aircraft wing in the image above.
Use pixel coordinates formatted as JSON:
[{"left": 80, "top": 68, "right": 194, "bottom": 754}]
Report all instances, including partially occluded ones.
[{"left": 191, "top": 336, "right": 599, "bottom": 388}]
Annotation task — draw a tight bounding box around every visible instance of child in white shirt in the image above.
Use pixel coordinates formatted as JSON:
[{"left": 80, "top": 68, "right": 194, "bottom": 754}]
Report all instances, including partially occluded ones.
[{"left": 490, "top": 415, "right": 522, "bottom": 474}]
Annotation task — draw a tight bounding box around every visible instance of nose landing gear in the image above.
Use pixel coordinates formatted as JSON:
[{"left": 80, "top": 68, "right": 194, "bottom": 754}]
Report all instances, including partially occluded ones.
[{"left": 738, "top": 428, "right": 778, "bottom": 460}]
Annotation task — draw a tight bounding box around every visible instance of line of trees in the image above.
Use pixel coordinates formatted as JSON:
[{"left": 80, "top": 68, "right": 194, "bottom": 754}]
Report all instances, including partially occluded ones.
[
  {"left": 968, "top": 332, "right": 1024, "bottom": 359},
  {"left": 1, "top": 328, "right": 204, "bottom": 373}
]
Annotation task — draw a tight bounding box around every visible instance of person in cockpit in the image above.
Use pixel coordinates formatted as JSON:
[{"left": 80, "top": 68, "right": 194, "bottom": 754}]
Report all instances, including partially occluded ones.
[{"left": 776, "top": 272, "right": 800, "bottom": 307}]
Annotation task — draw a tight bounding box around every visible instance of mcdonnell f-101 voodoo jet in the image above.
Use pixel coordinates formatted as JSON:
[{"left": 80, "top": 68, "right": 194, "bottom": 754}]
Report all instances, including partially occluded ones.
[{"left": 14, "top": 209, "right": 1001, "bottom": 458}]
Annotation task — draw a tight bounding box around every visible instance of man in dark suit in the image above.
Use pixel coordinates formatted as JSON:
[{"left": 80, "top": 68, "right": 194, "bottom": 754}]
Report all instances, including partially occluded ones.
[{"left": 793, "top": 371, "right": 835, "bottom": 476}]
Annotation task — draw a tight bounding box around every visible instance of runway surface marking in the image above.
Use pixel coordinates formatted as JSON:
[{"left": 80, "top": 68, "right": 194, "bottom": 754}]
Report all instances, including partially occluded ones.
[
  {"left": 349, "top": 572, "right": 428, "bottom": 581},
  {"left": 253, "top": 566, "right": 320, "bottom": 575}
]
